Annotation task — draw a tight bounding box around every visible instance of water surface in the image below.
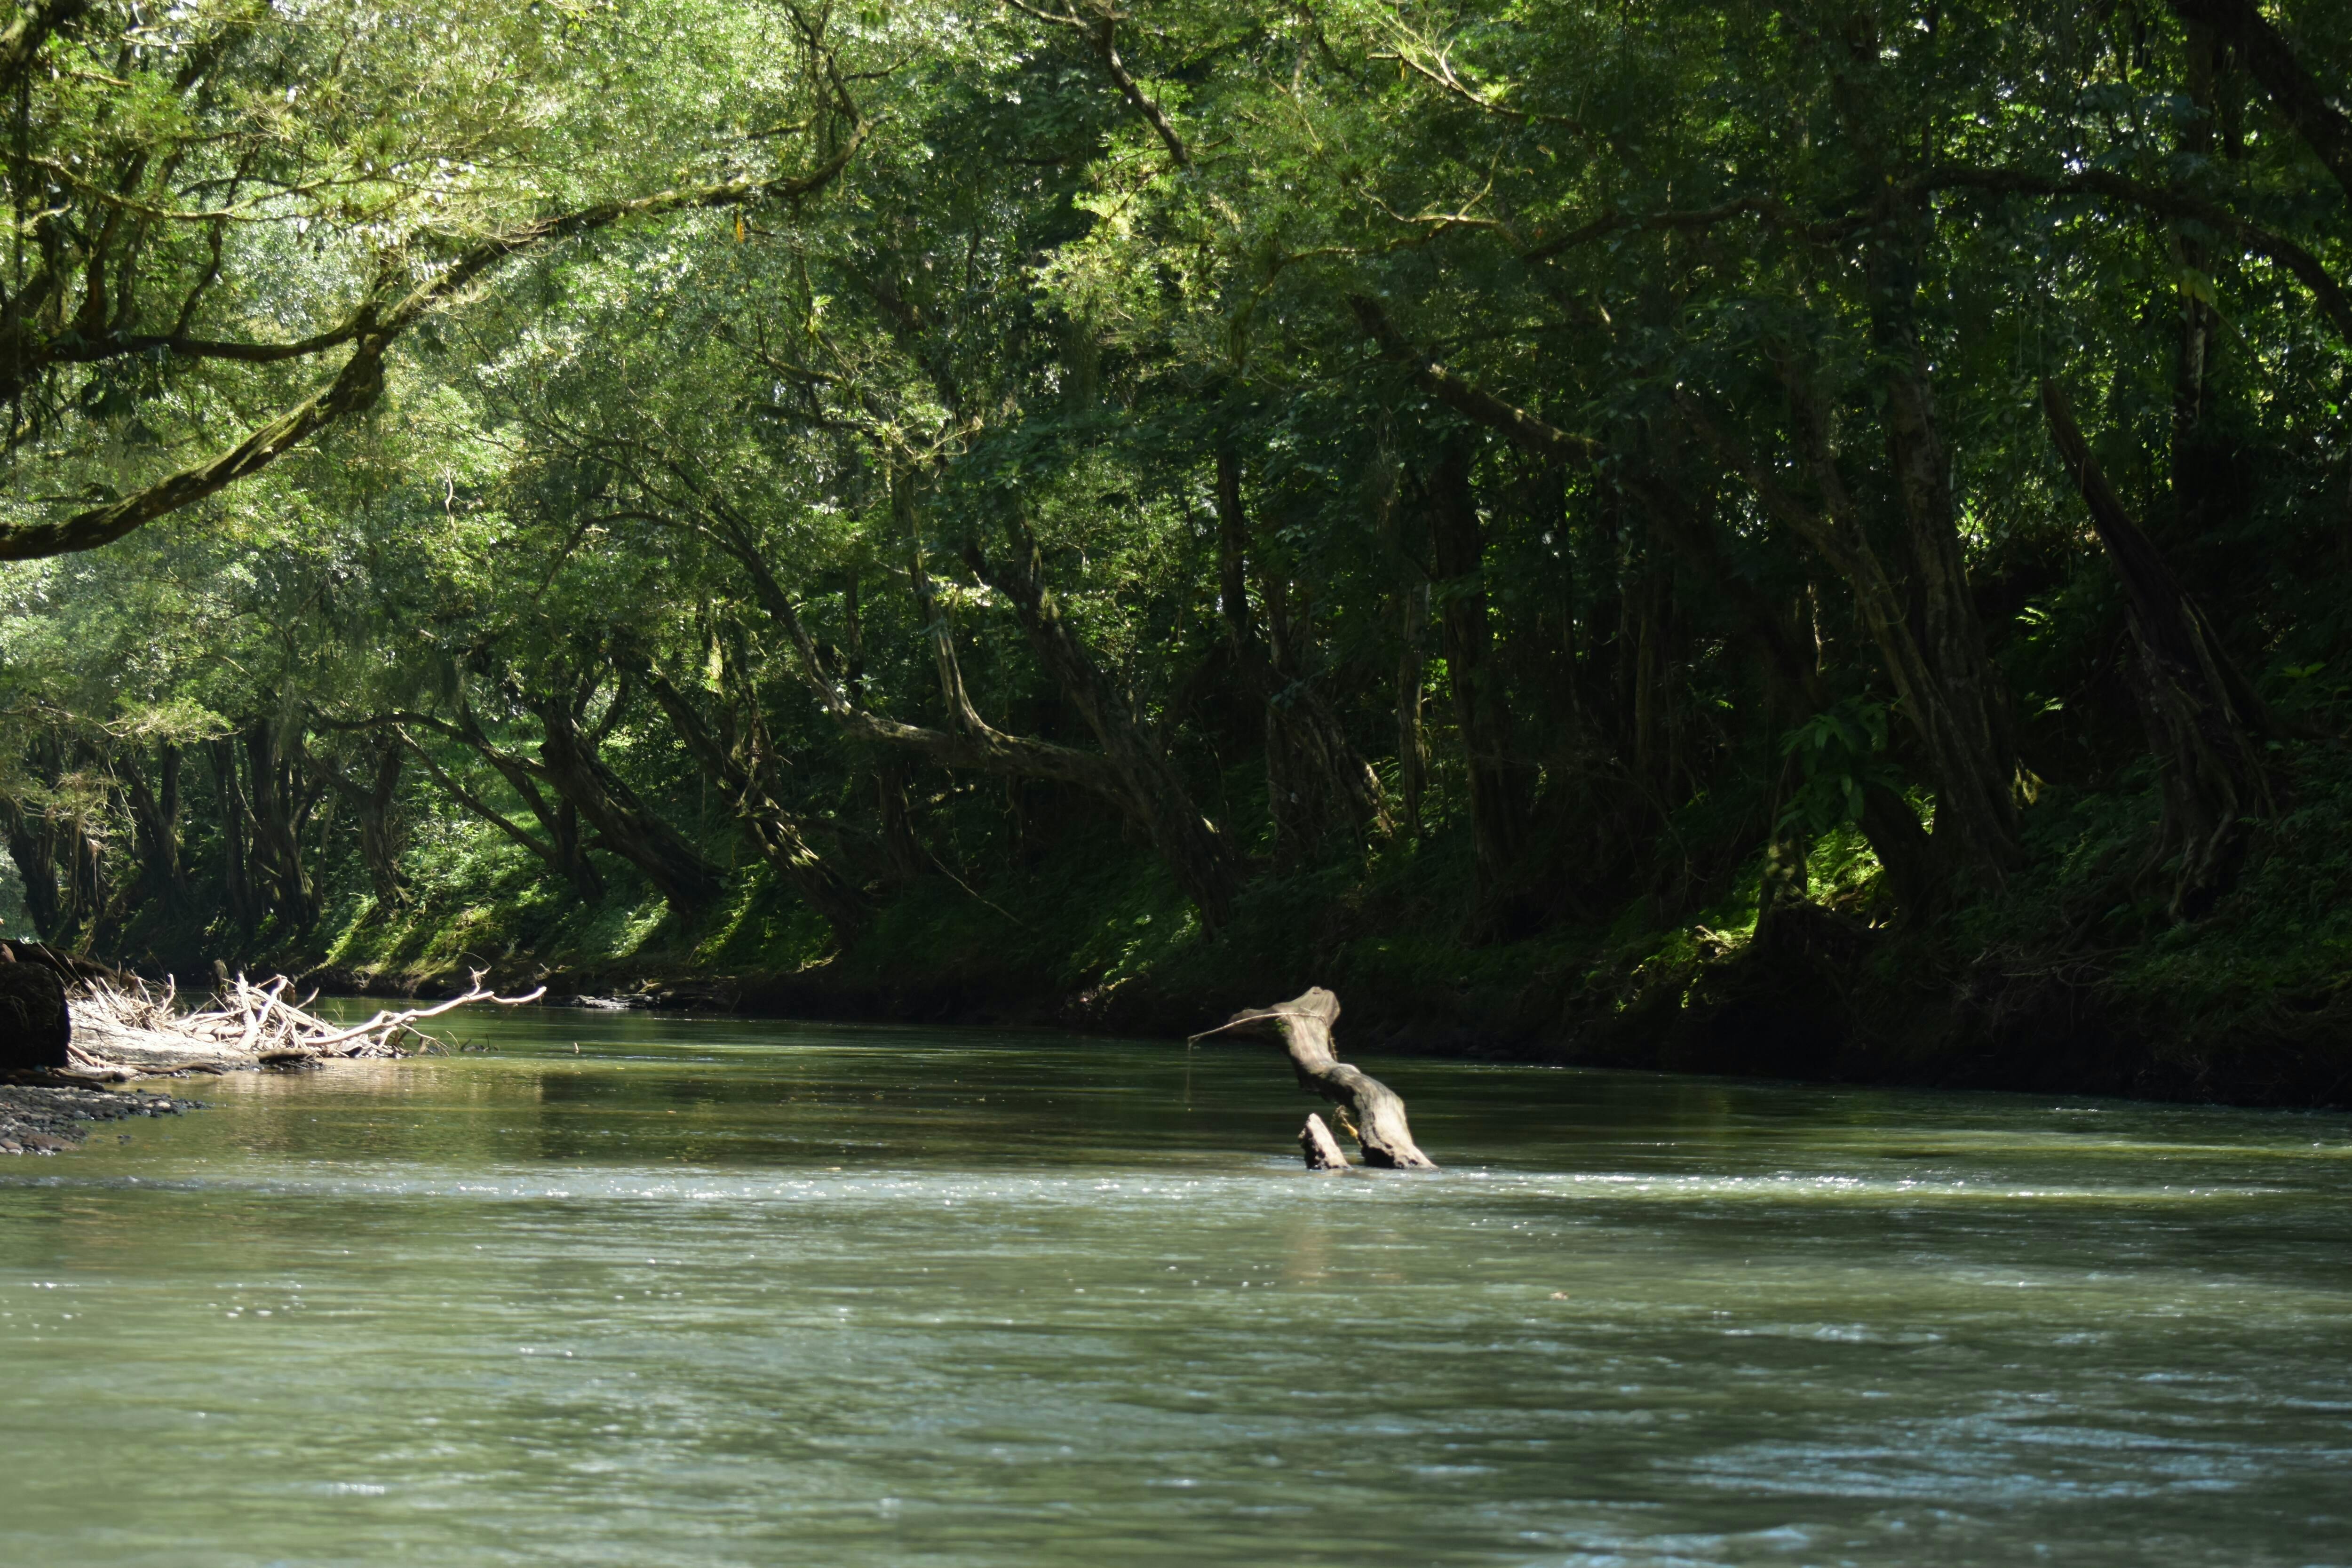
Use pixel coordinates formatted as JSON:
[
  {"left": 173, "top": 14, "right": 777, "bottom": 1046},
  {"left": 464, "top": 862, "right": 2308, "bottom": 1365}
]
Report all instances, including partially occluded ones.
[{"left": 3, "top": 1010, "right": 2349, "bottom": 1566}]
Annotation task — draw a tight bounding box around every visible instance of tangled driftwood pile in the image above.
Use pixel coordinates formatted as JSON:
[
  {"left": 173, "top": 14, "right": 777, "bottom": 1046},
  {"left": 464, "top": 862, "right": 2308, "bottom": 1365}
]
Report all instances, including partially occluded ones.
[{"left": 64, "top": 971, "right": 547, "bottom": 1078}]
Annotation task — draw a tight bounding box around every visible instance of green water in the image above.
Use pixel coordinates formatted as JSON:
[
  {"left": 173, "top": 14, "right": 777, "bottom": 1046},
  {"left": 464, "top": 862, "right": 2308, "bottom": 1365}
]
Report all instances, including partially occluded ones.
[{"left": 3, "top": 1012, "right": 2349, "bottom": 1567}]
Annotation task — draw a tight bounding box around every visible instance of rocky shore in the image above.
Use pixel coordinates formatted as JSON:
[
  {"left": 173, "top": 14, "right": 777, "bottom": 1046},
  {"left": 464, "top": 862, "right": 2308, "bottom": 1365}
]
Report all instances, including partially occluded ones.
[{"left": 0, "top": 1083, "right": 202, "bottom": 1155}]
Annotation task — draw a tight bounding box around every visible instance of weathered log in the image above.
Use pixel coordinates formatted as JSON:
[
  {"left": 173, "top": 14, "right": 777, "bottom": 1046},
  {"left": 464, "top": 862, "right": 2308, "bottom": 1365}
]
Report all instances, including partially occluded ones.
[
  {"left": 1193, "top": 987, "right": 1437, "bottom": 1169},
  {"left": 1299, "top": 1113, "right": 1349, "bottom": 1170}
]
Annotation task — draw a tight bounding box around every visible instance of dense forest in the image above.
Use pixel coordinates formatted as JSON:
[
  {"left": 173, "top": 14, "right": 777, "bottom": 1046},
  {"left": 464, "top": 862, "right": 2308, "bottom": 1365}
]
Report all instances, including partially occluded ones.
[{"left": 0, "top": 0, "right": 2347, "bottom": 1100}]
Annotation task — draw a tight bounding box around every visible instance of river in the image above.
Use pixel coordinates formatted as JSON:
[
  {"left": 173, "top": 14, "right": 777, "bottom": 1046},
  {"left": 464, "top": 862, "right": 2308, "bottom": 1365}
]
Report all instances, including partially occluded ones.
[{"left": 2, "top": 1009, "right": 2348, "bottom": 1566}]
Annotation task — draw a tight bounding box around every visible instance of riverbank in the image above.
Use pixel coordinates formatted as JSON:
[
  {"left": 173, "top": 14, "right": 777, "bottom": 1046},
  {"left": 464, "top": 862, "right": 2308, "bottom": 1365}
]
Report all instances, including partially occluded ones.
[
  {"left": 250, "top": 808, "right": 2349, "bottom": 1111},
  {"left": 297, "top": 938, "right": 2346, "bottom": 1110},
  {"left": 86, "top": 746, "right": 2352, "bottom": 1113},
  {"left": 0, "top": 1082, "right": 200, "bottom": 1154},
  {"left": 0, "top": 977, "right": 556, "bottom": 1155}
]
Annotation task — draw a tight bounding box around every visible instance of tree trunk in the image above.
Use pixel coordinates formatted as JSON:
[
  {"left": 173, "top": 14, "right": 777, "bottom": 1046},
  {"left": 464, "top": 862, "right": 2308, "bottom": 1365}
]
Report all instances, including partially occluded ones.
[
  {"left": 1298, "top": 1113, "right": 1350, "bottom": 1171},
  {"left": 874, "top": 764, "right": 928, "bottom": 886},
  {"left": 1628, "top": 469, "right": 1845, "bottom": 930},
  {"left": 208, "top": 738, "right": 255, "bottom": 936},
  {"left": 1635, "top": 462, "right": 1955, "bottom": 921},
  {"left": 110, "top": 742, "right": 188, "bottom": 914},
  {"left": 1396, "top": 579, "right": 1430, "bottom": 840},
  {"left": 897, "top": 469, "right": 993, "bottom": 741},
  {"left": 963, "top": 519, "right": 1241, "bottom": 930},
  {"left": 6, "top": 736, "right": 110, "bottom": 947},
  {"left": 526, "top": 685, "right": 724, "bottom": 922},
  {"left": 2166, "top": 0, "right": 2352, "bottom": 210},
  {"left": 398, "top": 725, "right": 604, "bottom": 902},
  {"left": 714, "top": 505, "right": 1133, "bottom": 798},
  {"left": 316, "top": 737, "right": 408, "bottom": 906},
  {"left": 242, "top": 720, "right": 318, "bottom": 933},
  {"left": 2040, "top": 379, "right": 2275, "bottom": 916},
  {"left": 64, "top": 809, "right": 103, "bottom": 945},
  {"left": 1191, "top": 987, "right": 1436, "bottom": 1169},
  {"left": 1628, "top": 563, "right": 1673, "bottom": 801},
  {"left": 1349, "top": 296, "right": 1963, "bottom": 922},
  {"left": 357, "top": 740, "right": 406, "bottom": 905},
  {"left": 1858, "top": 780, "right": 1944, "bottom": 920},
  {"left": 1678, "top": 373, "right": 2018, "bottom": 898},
  {"left": 445, "top": 699, "right": 607, "bottom": 902},
  {"left": 1422, "top": 440, "right": 1529, "bottom": 936},
  {"left": 1864, "top": 258, "right": 2021, "bottom": 884},
  {"left": 842, "top": 551, "right": 931, "bottom": 891},
  {"left": 2171, "top": 21, "right": 2241, "bottom": 549},
  {"left": 1, "top": 794, "right": 63, "bottom": 940},
  {"left": 1214, "top": 452, "right": 1385, "bottom": 865},
  {"left": 633, "top": 656, "right": 869, "bottom": 942},
  {"left": 1823, "top": 26, "right": 2023, "bottom": 888}
]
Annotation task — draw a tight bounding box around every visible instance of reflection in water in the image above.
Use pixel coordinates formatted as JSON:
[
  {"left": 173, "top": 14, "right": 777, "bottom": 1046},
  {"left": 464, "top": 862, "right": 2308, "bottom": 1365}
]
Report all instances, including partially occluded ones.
[{"left": 1, "top": 1008, "right": 2348, "bottom": 1567}]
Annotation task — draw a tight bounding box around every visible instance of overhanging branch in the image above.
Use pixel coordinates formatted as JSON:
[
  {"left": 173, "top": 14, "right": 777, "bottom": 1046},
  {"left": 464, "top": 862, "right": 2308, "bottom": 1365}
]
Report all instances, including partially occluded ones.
[
  {"left": 1348, "top": 294, "right": 1596, "bottom": 464},
  {"left": 1915, "top": 164, "right": 2352, "bottom": 345},
  {"left": 0, "top": 117, "right": 873, "bottom": 561}
]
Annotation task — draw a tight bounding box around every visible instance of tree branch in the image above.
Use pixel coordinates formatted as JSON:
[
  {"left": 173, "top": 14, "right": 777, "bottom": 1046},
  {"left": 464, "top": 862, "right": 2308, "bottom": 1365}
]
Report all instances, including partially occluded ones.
[
  {"left": 2166, "top": 0, "right": 2352, "bottom": 210},
  {"left": 0, "top": 118, "right": 873, "bottom": 560},
  {"left": 1002, "top": 0, "right": 1192, "bottom": 168},
  {"left": 392, "top": 728, "right": 560, "bottom": 868},
  {"left": 1349, "top": 294, "right": 1597, "bottom": 464},
  {"left": 1917, "top": 164, "right": 2352, "bottom": 345},
  {"left": 0, "top": 0, "right": 85, "bottom": 96}
]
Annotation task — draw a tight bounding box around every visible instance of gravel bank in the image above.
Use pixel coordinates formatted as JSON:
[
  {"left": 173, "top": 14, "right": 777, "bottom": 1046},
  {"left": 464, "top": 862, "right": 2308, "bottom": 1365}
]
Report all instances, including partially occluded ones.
[{"left": 0, "top": 1084, "right": 202, "bottom": 1154}]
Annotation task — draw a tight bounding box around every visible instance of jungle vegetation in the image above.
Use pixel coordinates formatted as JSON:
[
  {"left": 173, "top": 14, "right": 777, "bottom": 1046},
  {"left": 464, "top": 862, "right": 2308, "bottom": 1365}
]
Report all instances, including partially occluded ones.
[{"left": 1, "top": 0, "right": 2349, "bottom": 1096}]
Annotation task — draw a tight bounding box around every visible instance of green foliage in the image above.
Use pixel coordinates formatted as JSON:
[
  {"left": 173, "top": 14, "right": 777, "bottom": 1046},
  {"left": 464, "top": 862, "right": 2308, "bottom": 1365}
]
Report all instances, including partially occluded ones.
[
  {"left": 0, "top": 0, "right": 2346, "bottom": 1087},
  {"left": 1778, "top": 700, "right": 1900, "bottom": 838}
]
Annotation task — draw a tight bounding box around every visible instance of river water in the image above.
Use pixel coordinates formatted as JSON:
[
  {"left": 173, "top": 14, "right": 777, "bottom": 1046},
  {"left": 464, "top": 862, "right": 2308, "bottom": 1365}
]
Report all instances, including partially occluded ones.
[{"left": 2, "top": 1011, "right": 2348, "bottom": 1567}]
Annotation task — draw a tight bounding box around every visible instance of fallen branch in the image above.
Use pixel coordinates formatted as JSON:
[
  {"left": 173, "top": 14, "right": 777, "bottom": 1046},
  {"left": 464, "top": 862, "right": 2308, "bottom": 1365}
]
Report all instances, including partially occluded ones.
[
  {"left": 236, "top": 975, "right": 287, "bottom": 1055},
  {"left": 299, "top": 976, "right": 548, "bottom": 1051},
  {"left": 1191, "top": 987, "right": 1438, "bottom": 1169}
]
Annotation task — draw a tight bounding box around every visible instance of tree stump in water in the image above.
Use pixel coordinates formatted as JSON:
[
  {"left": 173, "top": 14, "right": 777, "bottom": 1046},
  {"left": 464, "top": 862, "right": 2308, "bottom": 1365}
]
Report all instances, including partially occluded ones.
[
  {"left": 0, "top": 955, "right": 71, "bottom": 1072},
  {"left": 1193, "top": 987, "right": 1437, "bottom": 1169}
]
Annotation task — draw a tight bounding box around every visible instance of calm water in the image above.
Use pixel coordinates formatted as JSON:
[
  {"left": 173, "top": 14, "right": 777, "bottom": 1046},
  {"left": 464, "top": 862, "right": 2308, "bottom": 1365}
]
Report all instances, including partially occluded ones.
[{"left": 2, "top": 1010, "right": 2349, "bottom": 1567}]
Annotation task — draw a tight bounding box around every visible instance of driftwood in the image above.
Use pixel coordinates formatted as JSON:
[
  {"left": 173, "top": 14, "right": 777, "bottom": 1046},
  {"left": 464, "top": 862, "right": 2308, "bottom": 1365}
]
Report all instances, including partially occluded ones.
[
  {"left": 62, "top": 970, "right": 546, "bottom": 1077},
  {"left": 1298, "top": 1112, "right": 1350, "bottom": 1170},
  {"left": 1192, "top": 987, "right": 1437, "bottom": 1170}
]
